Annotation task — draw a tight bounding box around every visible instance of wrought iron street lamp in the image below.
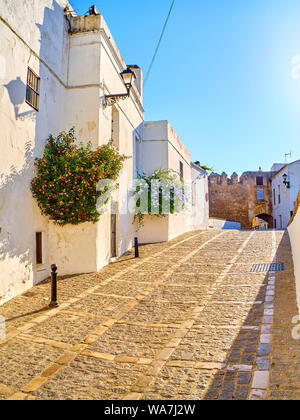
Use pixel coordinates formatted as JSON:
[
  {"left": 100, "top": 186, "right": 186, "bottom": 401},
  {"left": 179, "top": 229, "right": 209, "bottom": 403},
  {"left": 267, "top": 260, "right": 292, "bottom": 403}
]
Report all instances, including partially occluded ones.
[
  {"left": 283, "top": 173, "right": 290, "bottom": 189},
  {"left": 104, "top": 68, "right": 136, "bottom": 106}
]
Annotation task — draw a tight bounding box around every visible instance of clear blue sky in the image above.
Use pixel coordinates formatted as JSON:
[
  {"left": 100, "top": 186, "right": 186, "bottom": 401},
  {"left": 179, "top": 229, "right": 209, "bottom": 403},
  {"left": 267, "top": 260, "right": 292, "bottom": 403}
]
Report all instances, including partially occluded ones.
[{"left": 69, "top": 0, "right": 300, "bottom": 175}]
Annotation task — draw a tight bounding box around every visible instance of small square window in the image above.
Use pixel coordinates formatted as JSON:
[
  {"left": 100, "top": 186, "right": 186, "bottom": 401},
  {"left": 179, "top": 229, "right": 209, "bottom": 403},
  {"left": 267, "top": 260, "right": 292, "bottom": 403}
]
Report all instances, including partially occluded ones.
[
  {"left": 256, "top": 188, "right": 264, "bottom": 201},
  {"left": 26, "top": 67, "right": 40, "bottom": 111},
  {"left": 256, "top": 176, "right": 264, "bottom": 186}
]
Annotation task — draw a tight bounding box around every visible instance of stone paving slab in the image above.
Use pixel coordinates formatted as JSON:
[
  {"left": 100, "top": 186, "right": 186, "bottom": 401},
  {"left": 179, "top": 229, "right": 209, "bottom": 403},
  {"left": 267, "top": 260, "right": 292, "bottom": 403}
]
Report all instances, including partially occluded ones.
[
  {"left": 0, "top": 338, "right": 64, "bottom": 393},
  {"left": 26, "top": 312, "right": 105, "bottom": 345},
  {"left": 170, "top": 327, "right": 237, "bottom": 363},
  {"left": 164, "top": 273, "right": 219, "bottom": 286},
  {"left": 0, "top": 229, "right": 299, "bottom": 400},
  {"left": 33, "top": 357, "right": 147, "bottom": 400},
  {"left": 87, "top": 324, "right": 176, "bottom": 359},
  {"left": 122, "top": 300, "right": 198, "bottom": 325},
  {"left": 145, "top": 285, "right": 210, "bottom": 302},
  {"left": 269, "top": 234, "right": 300, "bottom": 400}
]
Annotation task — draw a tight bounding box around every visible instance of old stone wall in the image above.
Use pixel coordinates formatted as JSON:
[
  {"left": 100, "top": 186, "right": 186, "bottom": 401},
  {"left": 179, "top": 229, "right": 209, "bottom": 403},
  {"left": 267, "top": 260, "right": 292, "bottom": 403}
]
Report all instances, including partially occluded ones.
[{"left": 209, "top": 171, "right": 274, "bottom": 229}]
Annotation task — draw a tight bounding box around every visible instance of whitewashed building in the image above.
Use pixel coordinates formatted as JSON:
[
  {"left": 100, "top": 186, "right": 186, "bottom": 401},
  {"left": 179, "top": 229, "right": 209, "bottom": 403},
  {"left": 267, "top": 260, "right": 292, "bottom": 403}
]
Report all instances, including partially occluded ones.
[
  {"left": 0, "top": 1, "right": 209, "bottom": 305},
  {"left": 0, "top": 0, "right": 144, "bottom": 304},
  {"left": 271, "top": 160, "right": 300, "bottom": 229},
  {"left": 190, "top": 162, "right": 210, "bottom": 230},
  {"left": 137, "top": 121, "right": 209, "bottom": 244},
  {"left": 288, "top": 191, "right": 300, "bottom": 313}
]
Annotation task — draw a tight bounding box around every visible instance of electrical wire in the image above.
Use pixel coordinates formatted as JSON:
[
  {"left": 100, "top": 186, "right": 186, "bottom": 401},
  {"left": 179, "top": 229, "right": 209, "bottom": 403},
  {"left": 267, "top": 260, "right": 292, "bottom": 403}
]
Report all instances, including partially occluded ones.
[{"left": 143, "top": 0, "right": 176, "bottom": 88}]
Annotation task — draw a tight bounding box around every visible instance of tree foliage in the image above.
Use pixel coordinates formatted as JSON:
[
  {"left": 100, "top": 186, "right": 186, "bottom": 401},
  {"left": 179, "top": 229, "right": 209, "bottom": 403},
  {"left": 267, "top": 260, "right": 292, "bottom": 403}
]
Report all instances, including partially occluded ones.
[{"left": 31, "top": 128, "right": 126, "bottom": 225}]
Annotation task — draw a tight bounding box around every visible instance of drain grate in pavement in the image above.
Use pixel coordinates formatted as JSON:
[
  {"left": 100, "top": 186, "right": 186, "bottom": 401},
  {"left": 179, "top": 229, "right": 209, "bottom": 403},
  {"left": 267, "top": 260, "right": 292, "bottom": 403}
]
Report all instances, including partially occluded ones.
[{"left": 250, "top": 263, "right": 285, "bottom": 273}]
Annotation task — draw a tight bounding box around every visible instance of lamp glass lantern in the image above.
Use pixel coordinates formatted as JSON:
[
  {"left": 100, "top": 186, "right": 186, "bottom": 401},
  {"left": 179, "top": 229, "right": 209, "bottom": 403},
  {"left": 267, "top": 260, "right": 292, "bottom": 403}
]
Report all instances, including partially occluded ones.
[
  {"left": 120, "top": 68, "right": 136, "bottom": 92},
  {"left": 282, "top": 173, "right": 290, "bottom": 188},
  {"left": 104, "top": 67, "right": 137, "bottom": 107}
]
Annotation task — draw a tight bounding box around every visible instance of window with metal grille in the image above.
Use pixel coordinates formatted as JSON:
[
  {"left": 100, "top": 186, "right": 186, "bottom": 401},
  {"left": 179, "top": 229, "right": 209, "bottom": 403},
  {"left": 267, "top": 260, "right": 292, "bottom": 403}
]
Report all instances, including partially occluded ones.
[{"left": 26, "top": 67, "right": 40, "bottom": 111}]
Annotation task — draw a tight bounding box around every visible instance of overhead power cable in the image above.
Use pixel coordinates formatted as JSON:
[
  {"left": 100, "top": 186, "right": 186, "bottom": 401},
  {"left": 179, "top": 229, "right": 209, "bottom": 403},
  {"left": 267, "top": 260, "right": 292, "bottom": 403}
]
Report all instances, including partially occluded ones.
[{"left": 143, "top": 0, "right": 176, "bottom": 88}]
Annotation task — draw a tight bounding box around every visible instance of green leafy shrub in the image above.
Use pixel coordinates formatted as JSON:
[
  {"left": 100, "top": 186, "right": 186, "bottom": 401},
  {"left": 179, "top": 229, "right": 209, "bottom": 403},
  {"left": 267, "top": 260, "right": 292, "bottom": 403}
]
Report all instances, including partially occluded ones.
[
  {"left": 31, "top": 128, "right": 126, "bottom": 225},
  {"left": 133, "top": 168, "right": 185, "bottom": 228}
]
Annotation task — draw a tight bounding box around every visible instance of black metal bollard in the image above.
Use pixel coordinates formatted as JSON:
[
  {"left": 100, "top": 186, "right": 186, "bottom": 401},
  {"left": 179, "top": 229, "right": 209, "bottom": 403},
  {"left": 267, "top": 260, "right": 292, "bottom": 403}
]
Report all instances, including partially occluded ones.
[
  {"left": 134, "top": 237, "right": 139, "bottom": 258},
  {"left": 49, "top": 264, "right": 58, "bottom": 308}
]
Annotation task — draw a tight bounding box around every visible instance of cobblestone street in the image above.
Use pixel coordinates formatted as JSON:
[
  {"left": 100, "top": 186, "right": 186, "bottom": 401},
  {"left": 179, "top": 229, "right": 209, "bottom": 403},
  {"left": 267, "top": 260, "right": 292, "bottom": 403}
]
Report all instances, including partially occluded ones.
[{"left": 0, "top": 229, "right": 299, "bottom": 400}]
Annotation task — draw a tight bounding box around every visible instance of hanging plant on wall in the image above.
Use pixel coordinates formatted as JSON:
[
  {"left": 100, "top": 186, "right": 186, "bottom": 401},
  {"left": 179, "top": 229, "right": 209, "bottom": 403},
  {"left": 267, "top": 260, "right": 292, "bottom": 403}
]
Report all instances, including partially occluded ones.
[
  {"left": 31, "top": 128, "right": 127, "bottom": 225},
  {"left": 133, "top": 168, "right": 186, "bottom": 228}
]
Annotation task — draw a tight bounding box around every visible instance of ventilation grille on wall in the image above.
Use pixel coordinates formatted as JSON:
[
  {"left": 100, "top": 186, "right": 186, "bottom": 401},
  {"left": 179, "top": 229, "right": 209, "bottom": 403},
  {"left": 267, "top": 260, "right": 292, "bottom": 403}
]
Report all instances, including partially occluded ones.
[{"left": 250, "top": 263, "right": 285, "bottom": 273}]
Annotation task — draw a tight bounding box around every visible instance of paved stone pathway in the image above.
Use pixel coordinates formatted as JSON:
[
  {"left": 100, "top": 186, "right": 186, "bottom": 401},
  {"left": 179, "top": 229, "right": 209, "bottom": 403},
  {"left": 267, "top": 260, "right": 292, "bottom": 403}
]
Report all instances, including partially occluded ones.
[{"left": 0, "top": 230, "right": 299, "bottom": 400}]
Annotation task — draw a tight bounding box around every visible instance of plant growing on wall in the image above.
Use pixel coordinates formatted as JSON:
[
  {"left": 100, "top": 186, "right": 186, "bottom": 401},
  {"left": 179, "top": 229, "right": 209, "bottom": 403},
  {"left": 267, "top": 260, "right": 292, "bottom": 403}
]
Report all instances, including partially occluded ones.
[
  {"left": 200, "top": 165, "right": 214, "bottom": 172},
  {"left": 193, "top": 161, "right": 213, "bottom": 172},
  {"left": 133, "top": 168, "right": 185, "bottom": 228},
  {"left": 31, "top": 128, "right": 126, "bottom": 225}
]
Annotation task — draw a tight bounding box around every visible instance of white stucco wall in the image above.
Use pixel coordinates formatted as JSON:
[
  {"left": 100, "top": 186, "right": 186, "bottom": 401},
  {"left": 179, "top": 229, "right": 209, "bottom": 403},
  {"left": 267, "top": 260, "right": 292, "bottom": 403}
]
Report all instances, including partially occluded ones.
[
  {"left": 288, "top": 208, "right": 300, "bottom": 314},
  {"left": 136, "top": 215, "right": 169, "bottom": 244},
  {"left": 272, "top": 160, "right": 300, "bottom": 229},
  {"left": 138, "top": 121, "right": 209, "bottom": 244},
  {"left": 190, "top": 164, "right": 209, "bottom": 230},
  {"left": 166, "top": 122, "right": 195, "bottom": 240},
  {"left": 50, "top": 14, "right": 144, "bottom": 274},
  {"left": 0, "top": 0, "right": 69, "bottom": 304},
  {"left": 97, "top": 16, "right": 144, "bottom": 262},
  {"left": 0, "top": 2, "right": 144, "bottom": 304}
]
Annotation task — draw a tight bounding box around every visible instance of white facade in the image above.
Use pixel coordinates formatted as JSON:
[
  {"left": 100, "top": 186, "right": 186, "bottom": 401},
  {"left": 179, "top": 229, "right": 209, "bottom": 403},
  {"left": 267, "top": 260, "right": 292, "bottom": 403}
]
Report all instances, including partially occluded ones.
[
  {"left": 0, "top": 2, "right": 209, "bottom": 305},
  {"left": 0, "top": 1, "right": 144, "bottom": 304},
  {"left": 288, "top": 198, "right": 300, "bottom": 314},
  {"left": 272, "top": 160, "right": 300, "bottom": 229},
  {"left": 190, "top": 162, "right": 209, "bottom": 230},
  {"left": 137, "top": 121, "right": 209, "bottom": 244}
]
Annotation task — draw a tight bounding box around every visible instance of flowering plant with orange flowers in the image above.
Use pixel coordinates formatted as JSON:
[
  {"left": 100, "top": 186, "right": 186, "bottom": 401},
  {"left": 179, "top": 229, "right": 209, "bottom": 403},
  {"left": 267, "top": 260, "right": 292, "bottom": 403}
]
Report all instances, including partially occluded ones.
[{"left": 31, "top": 128, "right": 126, "bottom": 225}]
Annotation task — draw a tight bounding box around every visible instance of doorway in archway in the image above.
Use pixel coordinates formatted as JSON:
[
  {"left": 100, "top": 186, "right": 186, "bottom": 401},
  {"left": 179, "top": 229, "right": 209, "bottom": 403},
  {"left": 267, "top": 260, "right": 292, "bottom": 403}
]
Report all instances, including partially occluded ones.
[{"left": 252, "top": 214, "right": 273, "bottom": 230}]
